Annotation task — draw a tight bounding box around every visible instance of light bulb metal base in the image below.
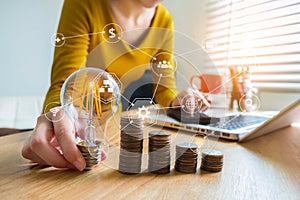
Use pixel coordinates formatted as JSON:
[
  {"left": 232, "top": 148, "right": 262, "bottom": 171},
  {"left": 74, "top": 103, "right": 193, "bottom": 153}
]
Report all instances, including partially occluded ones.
[{"left": 76, "top": 140, "right": 102, "bottom": 170}]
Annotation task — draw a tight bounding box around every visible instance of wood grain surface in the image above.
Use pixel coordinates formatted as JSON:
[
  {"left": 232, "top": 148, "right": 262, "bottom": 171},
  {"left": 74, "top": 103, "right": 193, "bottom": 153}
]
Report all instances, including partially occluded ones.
[{"left": 1, "top": 123, "right": 300, "bottom": 200}]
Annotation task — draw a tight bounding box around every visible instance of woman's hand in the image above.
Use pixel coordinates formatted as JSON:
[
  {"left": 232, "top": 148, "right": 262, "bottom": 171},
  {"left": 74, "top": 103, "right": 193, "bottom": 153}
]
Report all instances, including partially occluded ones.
[
  {"left": 171, "top": 88, "right": 211, "bottom": 114},
  {"left": 21, "top": 108, "right": 106, "bottom": 171}
]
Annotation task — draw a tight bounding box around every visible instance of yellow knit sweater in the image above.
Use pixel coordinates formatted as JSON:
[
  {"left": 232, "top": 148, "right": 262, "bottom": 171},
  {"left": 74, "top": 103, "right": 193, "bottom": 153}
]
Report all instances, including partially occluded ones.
[{"left": 43, "top": 0, "right": 178, "bottom": 113}]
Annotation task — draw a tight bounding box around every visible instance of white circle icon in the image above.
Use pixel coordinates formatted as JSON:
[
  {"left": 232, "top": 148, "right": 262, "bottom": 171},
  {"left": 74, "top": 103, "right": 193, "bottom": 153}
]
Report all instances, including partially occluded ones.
[
  {"left": 102, "top": 23, "right": 122, "bottom": 43},
  {"left": 181, "top": 95, "right": 202, "bottom": 114},
  {"left": 51, "top": 33, "right": 65, "bottom": 47},
  {"left": 239, "top": 94, "right": 261, "bottom": 112},
  {"left": 151, "top": 52, "right": 177, "bottom": 77},
  {"left": 44, "top": 102, "right": 65, "bottom": 122}
]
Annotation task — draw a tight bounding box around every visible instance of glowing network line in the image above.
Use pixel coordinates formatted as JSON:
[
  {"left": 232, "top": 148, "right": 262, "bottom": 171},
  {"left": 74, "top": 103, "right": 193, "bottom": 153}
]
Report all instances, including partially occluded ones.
[
  {"left": 205, "top": 71, "right": 243, "bottom": 96},
  {"left": 118, "top": 36, "right": 155, "bottom": 59},
  {"left": 173, "top": 48, "right": 204, "bottom": 58},
  {"left": 157, "top": 105, "right": 185, "bottom": 109},
  {"left": 63, "top": 31, "right": 106, "bottom": 40},
  {"left": 151, "top": 73, "right": 162, "bottom": 103},
  {"left": 121, "top": 94, "right": 134, "bottom": 106}
]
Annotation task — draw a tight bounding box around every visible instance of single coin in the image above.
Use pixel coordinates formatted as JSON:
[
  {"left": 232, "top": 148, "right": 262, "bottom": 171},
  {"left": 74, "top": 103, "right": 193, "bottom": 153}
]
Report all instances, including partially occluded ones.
[
  {"left": 202, "top": 149, "right": 223, "bottom": 158},
  {"left": 149, "top": 130, "right": 171, "bottom": 137},
  {"left": 176, "top": 143, "right": 198, "bottom": 150}
]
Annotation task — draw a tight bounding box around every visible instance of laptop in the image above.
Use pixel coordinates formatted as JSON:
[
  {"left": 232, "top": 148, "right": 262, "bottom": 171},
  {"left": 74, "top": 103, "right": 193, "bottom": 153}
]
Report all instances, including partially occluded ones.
[{"left": 146, "top": 98, "right": 300, "bottom": 142}]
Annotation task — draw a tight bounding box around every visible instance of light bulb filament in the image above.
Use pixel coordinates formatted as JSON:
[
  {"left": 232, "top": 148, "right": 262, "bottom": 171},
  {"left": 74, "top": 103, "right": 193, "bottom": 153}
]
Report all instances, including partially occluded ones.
[
  {"left": 78, "top": 81, "right": 102, "bottom": 119},
  {"left": 85, "top": 125, "right": 96, "bottom": 146},
  {"left": 88, "top": 82, "right": 95, "bottom": 119}
]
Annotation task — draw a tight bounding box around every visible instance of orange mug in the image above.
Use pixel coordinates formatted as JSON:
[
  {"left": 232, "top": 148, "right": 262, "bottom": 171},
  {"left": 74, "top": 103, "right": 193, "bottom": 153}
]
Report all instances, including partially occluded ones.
[{"left": 190, "top": 74, "right": 223, "bottom": 94}]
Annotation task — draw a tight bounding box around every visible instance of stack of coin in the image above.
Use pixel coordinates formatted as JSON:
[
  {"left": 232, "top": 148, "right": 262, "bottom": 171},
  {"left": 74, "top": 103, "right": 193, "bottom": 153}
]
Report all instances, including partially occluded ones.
[
  {"left": 200, "top": 149, "right": 223, "bottom": 172},
  {"left": 175, "top": 143, "right": 198, "bottom": 173},
  {"left": 77, "top": 140, "right": 102, "bottom": 170},
  {"left": 148, "top": 130, "right": 171, "bottom": 174},
  {"left": 119, "top": 115, "right": 144, "bottom": 174}
]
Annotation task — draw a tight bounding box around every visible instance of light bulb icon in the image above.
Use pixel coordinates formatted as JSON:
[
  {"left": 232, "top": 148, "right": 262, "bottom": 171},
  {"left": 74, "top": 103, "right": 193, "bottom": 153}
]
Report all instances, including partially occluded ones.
[{"left": 61, "top": 68, "right": 121, "bottom": 170}]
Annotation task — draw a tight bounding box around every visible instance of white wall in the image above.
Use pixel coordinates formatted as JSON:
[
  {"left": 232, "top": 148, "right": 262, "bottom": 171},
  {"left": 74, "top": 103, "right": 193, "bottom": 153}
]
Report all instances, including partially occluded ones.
[
  {"left": 0, "top": 0, "right": 63, "bottom": 97},
  {"left": 163, "top": 0, "right": 207, "bottom": 45}
]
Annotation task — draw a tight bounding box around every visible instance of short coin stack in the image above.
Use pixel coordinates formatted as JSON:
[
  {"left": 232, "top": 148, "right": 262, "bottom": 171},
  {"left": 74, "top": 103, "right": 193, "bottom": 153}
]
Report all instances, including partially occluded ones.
[
  {"left": 200, "top": 149, "right": 223, "bottom": 172},
  {"left": 148, "top": 130, "right": 171, "bottom": 174},
  {"left": 119, "top": 115, "right": 144, "bottom": 174},
  {"left": 77, "top": 140, "right": 102, "bottom": 170},
  {"left": 175, "top": 143, "right": 198, "bottom": 173}
]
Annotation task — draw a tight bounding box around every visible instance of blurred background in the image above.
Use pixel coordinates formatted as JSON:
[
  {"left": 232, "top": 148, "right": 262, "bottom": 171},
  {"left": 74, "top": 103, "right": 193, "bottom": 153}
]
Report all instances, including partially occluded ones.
[{"left": 0, "top": 0, "right": 300, "bottom": 129}]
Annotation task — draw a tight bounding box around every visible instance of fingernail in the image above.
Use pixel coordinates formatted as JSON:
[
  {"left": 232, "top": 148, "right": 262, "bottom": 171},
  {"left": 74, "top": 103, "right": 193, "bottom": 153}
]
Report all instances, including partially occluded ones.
[
  {"left": 73, "top": 160, "right": 84, "bottom": 171},
  {"left": 67, "top": 164, "right": 76, "bottom": 170}
]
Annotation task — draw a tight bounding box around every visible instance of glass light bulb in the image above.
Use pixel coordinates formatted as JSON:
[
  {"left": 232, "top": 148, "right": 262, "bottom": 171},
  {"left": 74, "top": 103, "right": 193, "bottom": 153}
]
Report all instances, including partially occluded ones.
[{"left": 60, "top": 68, "right": 121, "bottom": 169}]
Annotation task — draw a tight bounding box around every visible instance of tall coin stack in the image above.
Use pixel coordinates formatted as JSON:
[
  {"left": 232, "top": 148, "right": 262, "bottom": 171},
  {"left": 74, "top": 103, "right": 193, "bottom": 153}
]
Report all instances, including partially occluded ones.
[
  {"left": 200, "top": 149, "right": 223, "bottom": 172},
  {"left": 148, "top": 130, "right": 171, "bottom": 174},
  {"left": 77, "top": 140, "right": 102, "bottom": 170},
  {"left": 175, "top": 143, "right": 198, "bottom": 173},
  {"left": 119, "top": 115, "right": 144, "bottom": 174}
]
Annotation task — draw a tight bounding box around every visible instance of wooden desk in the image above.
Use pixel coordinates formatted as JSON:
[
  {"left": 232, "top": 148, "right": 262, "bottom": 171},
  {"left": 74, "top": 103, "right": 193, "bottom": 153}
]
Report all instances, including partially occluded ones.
[{"left": 1, "top": 124, "right": 300, "bottom": 200}]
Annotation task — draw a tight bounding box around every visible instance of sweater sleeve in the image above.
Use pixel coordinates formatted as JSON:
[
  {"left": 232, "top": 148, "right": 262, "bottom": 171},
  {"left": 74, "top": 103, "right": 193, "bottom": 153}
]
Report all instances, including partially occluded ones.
[{"left": 43, "top": 0, "right": 91, "bottom": 113}]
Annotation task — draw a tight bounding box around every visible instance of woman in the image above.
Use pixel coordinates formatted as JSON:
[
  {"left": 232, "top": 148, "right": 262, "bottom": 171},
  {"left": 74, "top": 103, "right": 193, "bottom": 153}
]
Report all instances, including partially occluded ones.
[{"left": 22, "top": 0, "right": 210, "bottom": 171}]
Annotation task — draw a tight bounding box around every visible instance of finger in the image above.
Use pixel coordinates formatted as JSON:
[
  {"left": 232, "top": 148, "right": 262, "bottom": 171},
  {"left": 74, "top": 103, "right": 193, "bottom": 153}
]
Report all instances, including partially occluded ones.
[
  {"left": 200, "top": 97, "right": 211, "bottom": 112},
  {"left": 31, "top": 115, "right": 76, "bottom": 169},
  {"left": 52, "top": 109, "right": 86, "bottom": 171},
  {"left": 31, "top": 148, "right": 76, "bottom": 170},
  {"left": 49, "top": 135, "right": 59, "bottom": 146},
  {"left": 192, "top": 90, "right": 211, "bottom": 112},
  {"left": 23, "top": 149, "right": 49, "bottom": 167},
  {"left": 101, "top": 151, "right": 107, "bottom": 161},
  {"left": 23, "top": 115, "right": 76, "bottom": 169},
  {"left": 203, "top": 93, "right": 212, "bottom": 104},
  {"left": 22, "top": 137, "right": 48, "bottom": 166},
  {"left": 186, "top": 88, "right": 196, "bottom": 116},
  {"left": 30, "top": 155, "right": 48, "bottom": 166}
]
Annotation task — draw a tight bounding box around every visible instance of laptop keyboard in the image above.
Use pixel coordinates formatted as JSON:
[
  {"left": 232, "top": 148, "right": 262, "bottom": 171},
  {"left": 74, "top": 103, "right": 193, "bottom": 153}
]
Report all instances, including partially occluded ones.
[{"left": 209, "top": 115, "right": 270, "bottom": 130}]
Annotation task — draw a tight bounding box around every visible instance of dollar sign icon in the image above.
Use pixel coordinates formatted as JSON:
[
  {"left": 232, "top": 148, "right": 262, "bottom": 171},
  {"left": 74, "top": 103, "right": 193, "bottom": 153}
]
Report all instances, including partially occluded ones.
[{"left": 108, "top": 27, "right": 116, "bottom": 39}]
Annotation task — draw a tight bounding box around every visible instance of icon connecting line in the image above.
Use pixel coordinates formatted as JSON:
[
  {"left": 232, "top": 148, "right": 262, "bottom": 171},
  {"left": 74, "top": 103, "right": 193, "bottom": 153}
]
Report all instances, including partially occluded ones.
[
  {"left": 156, "top": 105, "right": 185, "bottom": 109},
  {"left": 203, "top": 70, "right": 244, "bottom": 96},
  {"left": 151, "top": 74, "right": 162, "bottom": 103},
  {"left": 121, "top": 94, "right": 133, "bottom": 105},
  {"left": 119, "top": 36, "right": 155, "bottom": 59},
  {"left": 51, "top": 22, "right": 156, "bottom": 61},
  {"left": 173, "top": 48, "right": 204, "bottom": 59},
  {"left": 51, "top": 32, "right": 106, "bottom": 47},
  {"left": 173, "top": 38, "right": 218, "bottom": 59},
  {"left": 63, "top": 31, "right": 105, "bottom": 40}
]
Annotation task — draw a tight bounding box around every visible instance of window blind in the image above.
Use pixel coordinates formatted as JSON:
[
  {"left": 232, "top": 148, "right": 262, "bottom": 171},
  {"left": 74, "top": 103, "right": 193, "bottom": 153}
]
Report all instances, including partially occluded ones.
[{"left": 205, "top": 0, "right": 300, "bottom": 92}]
